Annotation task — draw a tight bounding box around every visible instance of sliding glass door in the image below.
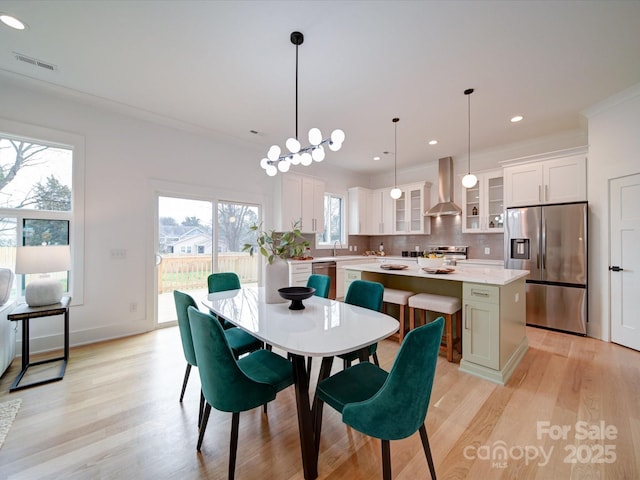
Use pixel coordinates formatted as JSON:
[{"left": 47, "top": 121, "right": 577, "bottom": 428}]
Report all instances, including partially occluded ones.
[{"left": 155, "top": 195, "right": 260, "bottom": 326}]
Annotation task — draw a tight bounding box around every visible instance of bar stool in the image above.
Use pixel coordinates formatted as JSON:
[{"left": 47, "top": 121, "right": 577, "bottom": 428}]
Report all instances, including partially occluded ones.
[
  {"left": 408, "top": 293, "right": 461, "bottom": 362},
  {"left": 382, "top": 288, "right": 415, "bottom": 343}
]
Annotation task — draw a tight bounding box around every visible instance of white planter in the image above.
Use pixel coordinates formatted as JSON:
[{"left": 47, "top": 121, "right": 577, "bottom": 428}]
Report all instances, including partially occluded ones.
[{"left": 264, "top": 257, "right": 288, "bottom": 304}]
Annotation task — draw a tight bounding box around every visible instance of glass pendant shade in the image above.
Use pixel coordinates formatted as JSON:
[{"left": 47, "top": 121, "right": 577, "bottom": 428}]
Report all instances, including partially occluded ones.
[
  {"left": 390, "top": 187, "right": 402, "bottom": 200},
  {"left": 312, "top": 146, "right": 325, "bottom": 162},
  {"left": 267, "top": 145, "right": 281, "bottom": 161},
  {"left": 308, "top": 128, "right": 322, "bottom": 146},
  {"left": 286, "top": 137, "right": 301, "bottom": 153},
  {"left": 331, "top": 129, "right": 345, "bottom": 144},
  {"left": 278, "top": 158, "right": 291, "bottom": 172},
  {"left": 300, "top": 152, "right": 313, "bottom": 166},
  {"left": 260, "top": 158, "right": 270, "bottom": 169},
  {"left": 462, "top": 173, "right": 478, "bottom": 188},
  {"left": 265, "top": 165, "right": 278, "bottom": 176}
]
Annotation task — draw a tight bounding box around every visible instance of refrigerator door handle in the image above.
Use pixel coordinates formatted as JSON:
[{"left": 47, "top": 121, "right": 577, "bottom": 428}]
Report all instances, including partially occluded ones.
[{"left": 538, "top": 185, "right": 542, "bottom": 203}]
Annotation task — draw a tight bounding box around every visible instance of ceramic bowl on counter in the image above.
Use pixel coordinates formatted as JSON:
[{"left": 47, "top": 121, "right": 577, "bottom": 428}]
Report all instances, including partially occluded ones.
[{"left": 417, "top": 257, "right": 444, "bottom": 269}]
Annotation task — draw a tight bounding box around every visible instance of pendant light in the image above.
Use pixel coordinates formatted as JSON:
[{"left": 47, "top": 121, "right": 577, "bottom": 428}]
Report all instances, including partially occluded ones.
[
  {"left": 389, "top": 117, "right": 402, "bottom": 199},
  {"left": 260, "top": 31, "right": 345, "bottom": 176},
  {"left": 461, "top": 88, "right": 478, "bottom": 188}
]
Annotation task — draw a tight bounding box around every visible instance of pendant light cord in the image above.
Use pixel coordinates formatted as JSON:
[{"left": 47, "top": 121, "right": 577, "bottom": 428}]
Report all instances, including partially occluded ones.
[
  {"left": 295, "top": 41, "right": 299, "bottom": 140},
  {"left": 464, "top": 88, "right": 474, "bottom": 175},
  {"left": 393, "top": 117, "right": 399, "bottom": 187}
]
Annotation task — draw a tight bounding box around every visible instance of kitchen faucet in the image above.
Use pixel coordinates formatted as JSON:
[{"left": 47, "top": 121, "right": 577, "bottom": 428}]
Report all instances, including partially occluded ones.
[{"left": 333, "top": 240, "right": 342, "bottom": 257}]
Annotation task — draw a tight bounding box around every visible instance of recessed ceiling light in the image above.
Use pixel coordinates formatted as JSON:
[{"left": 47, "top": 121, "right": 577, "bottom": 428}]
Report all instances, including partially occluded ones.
[
  {"left": 373, "top": 156, "right": 381, "bottom": 161},
  {"left": 428, "top": 140, "right": 438, "bottom": 145},
  {"left": 510, "top": 115, "right": 524, "bottom": 123},
  {"left": 0, "top": 14, "right": 27, "bottom": 30}
]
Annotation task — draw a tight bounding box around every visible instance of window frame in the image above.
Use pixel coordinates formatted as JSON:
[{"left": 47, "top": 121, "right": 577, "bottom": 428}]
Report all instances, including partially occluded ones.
[
  {"left": 0, "top": 118, "right": 85, "bottom": 305},
  {"left": 316, "top": 191, "right": 347, "bottom": 249}
]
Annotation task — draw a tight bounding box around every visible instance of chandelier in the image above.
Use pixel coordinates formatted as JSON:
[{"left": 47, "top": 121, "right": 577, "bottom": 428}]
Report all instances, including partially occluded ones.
[{"left": 260, "top": 31, "right": 345, "bottom": 176}]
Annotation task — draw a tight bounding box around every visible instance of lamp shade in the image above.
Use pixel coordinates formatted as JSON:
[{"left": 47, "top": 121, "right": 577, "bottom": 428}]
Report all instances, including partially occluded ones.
[
  {"left": 16, "top": 245, "right": 70, "bottom": 307},
  {"left": 15, "top": 245, "right": 71, "bottom": 274}
]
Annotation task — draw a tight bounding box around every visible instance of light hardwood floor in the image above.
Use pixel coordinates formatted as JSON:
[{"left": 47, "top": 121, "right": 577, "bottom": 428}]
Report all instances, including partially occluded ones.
[{"left": 0, "top": 326, "right": 638, "bottom": 479}]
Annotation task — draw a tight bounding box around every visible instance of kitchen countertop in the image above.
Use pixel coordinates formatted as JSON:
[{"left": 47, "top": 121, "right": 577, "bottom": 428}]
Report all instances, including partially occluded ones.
[
  {"left": 288, "top": 255, "right": 414, "bottom": 264},
  {"left": 343, "top": 262, "right": 529, "bottom": 286}
]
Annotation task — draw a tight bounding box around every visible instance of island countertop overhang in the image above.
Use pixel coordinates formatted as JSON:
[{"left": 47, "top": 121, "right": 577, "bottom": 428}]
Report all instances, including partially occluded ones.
[{"left": 342, "top": 263, "right": 529, "bottom": 286}]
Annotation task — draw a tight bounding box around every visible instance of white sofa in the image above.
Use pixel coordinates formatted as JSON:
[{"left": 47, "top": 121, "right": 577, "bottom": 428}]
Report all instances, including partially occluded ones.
[{"left": 0, "top": 300, "right": 17, "bottom": 377}]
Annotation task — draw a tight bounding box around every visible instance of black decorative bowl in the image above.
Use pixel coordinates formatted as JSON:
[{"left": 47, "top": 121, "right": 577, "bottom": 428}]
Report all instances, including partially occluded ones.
[{"left": 278, "top": 286, "right": 315, "bottom": 310}]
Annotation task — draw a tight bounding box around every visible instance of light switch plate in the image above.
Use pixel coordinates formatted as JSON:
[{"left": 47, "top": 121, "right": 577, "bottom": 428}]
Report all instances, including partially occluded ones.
[{"left": 484, "top": 247, "right": 490, "bottom": 255}]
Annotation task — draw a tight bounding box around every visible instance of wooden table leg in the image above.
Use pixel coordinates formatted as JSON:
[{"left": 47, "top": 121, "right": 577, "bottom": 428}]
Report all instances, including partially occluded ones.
[{"left": 291, "top": 354, "right": 318, "bottom": 480}]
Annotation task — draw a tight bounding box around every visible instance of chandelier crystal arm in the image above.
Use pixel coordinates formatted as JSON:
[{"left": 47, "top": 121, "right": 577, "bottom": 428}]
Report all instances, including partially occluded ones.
[{"left": 260, "top": 31, "right": 344, "bottom": 176}]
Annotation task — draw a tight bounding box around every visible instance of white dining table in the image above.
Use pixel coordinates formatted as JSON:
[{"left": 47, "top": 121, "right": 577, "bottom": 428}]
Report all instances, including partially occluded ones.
[{"left": 202, "top": 286, "right": 399, "bottom": 480}]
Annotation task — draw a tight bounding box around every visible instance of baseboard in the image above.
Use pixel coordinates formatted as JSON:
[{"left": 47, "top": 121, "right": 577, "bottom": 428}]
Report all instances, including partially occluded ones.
[
  {"left": 15, "top": 318, "right": 154, "bottom": 356},
  {"left": 459, "top": 337, "right": 529, "bottom": 385}
]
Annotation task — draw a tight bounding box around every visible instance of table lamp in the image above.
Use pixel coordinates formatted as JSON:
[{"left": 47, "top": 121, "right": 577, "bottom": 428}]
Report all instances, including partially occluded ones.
[{"left": 15, "top": 245, "right": 71, "bottom": 307}]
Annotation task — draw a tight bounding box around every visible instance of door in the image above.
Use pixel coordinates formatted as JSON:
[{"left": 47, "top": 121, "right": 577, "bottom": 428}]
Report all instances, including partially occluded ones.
[
  {"left": 156, "top": 196, "right": 213, "bottom": 325},
  {"left": 610, "top": 174, "right": 640, "bottom": 350},
  {"left": 542, "top": 203, "right": 587, "bottom": 285},
  {"left": 156, "top": 196, "right": 261, "bottom": 326}
]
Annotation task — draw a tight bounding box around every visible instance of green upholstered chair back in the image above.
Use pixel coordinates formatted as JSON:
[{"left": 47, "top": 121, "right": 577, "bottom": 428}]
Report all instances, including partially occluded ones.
[
  {"left": 342, "top": 316, "right": 444, "bottom": 441},
  {"left": 173, "top": 290, "right": 198, "bottom": 367},
  {"left": 345, "top": 280, "right": 384, "bottom": 312},
  {"left": 207, "top": 272, "right": 241, "bottom": 293},
  {"left": 187, "top": 306, "right": 277, "bottom": 412},
  {"left": 307, "top": 274, "right": 331, "bottom": 299}
]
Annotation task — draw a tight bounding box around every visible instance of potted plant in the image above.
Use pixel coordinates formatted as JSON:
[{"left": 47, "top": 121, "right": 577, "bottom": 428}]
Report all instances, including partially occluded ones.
[
  {"left": 242, "top": 221, "right": 310, "bottom": 303},
  {"left": 242, "top": 221, "right": 310, "bottom": 264}
]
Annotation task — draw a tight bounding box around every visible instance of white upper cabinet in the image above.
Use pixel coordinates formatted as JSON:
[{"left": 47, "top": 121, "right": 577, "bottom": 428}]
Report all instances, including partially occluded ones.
[
  {"left": 504, "top": 154, "right": 587, "bottom": 207},
  {"left": 348, "top": 182, "right": 430, "bottom": 235},
  {"left": 278, "top": 173, "right": 325, "bottom": 233},
  {"left": 371, "top": 187, "right": 394, "bottom": 235},
  {"left": 462, "top": 170, "right": 504, "bottom": 233},
  {"left": 348, "top": 186, "right": 371, "bottom": 235},
  {"left": 394, "top": 182, "right": 431, "bottom": 234}
]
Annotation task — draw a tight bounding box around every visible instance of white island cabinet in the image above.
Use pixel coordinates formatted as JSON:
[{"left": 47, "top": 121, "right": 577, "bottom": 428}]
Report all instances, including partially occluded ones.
[{"left": 343, "top": 263, "right": 529, "bottom": 385}]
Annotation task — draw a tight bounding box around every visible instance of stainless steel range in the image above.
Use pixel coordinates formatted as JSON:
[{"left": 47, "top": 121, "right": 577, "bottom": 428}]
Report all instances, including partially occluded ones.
[{"left": 426, "top": 246, "right": 468, "bottom": 265}]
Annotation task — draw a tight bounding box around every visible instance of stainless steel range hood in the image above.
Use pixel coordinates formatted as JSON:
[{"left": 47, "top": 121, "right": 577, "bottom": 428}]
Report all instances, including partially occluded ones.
[{"left": 424, "top": 157, "right": 462, "bottom": 216}]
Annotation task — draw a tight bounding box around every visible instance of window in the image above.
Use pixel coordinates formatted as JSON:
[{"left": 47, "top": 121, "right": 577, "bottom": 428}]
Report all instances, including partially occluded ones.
[
  {"left": 316, "top": 193, "right": 344, "bottom": 246},
  {"left": 0, "top": 119, "right": 84, "bottom": 303}
]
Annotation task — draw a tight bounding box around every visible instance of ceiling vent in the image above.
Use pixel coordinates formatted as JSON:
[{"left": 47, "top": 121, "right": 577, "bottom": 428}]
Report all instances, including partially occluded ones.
[{"left": 13, "top": 52, "right": 57, "bottom": 72}]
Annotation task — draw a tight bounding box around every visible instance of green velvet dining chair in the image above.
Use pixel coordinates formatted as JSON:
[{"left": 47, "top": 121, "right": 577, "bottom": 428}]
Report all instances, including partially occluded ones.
[
  {"left": 314, "top": 316, "right": 444, "bottom": 480},
  {"left": 187, "top": 306, "right": 294, "bottom": 479},
  {"left": 338, "top": 280, "right": 385, "bottom": 368},
  {"left": 173, "top": 290, "right": 263, "bottom": 425},
  {"left": 306, "top": 274, "right": 331, "bottom": 299},
  {"left": 207, "top": 272, "right": 242, "bottom": 329},
  {"left": 304, "top": 274, "right": 332, "bottom": 376}
]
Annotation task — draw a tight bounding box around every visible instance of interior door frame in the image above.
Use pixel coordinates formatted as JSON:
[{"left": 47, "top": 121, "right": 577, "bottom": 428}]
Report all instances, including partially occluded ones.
[{"left": 148, "top": 179, "right": 267, "bottom": 329}]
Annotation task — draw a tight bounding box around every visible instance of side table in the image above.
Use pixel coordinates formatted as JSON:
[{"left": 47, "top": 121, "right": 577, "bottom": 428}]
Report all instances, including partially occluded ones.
[{"left": 8, "top": 296, "right": 71, "bottom": 392}]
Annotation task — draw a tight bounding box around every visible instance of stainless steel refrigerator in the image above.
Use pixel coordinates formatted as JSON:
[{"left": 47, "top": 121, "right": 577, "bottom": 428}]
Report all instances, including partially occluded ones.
[{"left": 504, "top": 202, "right": 587, "bottom": 335}]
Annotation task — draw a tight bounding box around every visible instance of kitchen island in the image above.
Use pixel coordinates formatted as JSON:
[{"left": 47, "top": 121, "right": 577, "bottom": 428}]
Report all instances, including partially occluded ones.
[{"left": 343, "top": 263, "right": 529, "bottom": 385}]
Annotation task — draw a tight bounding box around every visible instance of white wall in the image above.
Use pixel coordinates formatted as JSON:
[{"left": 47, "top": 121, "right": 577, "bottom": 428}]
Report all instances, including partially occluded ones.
[
  {"left": 583, "top": 83, "right": 640, "bottom": 340},
  {"left": 0, "top": 77, "right": 367, "bottom": 351}
]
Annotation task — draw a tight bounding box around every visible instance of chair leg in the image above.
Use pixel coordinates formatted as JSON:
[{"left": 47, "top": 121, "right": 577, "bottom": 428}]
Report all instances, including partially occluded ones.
[
  {"left": 197, "top": 403, "right": 212, "bottom": 451},
  {"left": 398, "top": 304, "right": 405, "bottom": 343},
  {"left": 381, "top": 439, "right": 391, "bottom": 480},
  {"left": 455, "top": 310, "right": 462, "bottom": 354},
  {"left": 180, "top": 363, "right": 191, "bottom": 402},
  {"left": 198, "top": 390, "right": 205, "bottom": 428},
  {"left": 263, "top": 403, "right": 268, "bottom": 414},
  {"left": 344, "top": 359, "right": 351, "bottom": 369},
  {"left": 229, "top": 412, "right": 240, "bottom": 480},
  {"left": 445, "top": 313, "right": 453, "bottom": 362},
  {"left": 419, "top": 424, "right": 437, "bottom": 480},
  {"left": 409, "top": 306, "right": 415, "bottom": 331},
  {"left": 372, "top": 352, "right": 380, "bottom": 366}
]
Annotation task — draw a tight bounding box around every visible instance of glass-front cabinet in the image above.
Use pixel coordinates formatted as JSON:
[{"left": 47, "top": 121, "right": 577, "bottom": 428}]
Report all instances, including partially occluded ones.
[
  {"left": 462, "top": 170, "right": 504, "bottom": 233},
  {"left": 394, "top": 182, "right": 431, "bottom": 234}
]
